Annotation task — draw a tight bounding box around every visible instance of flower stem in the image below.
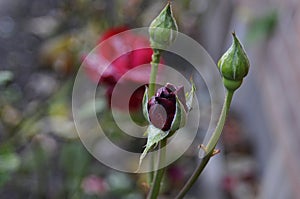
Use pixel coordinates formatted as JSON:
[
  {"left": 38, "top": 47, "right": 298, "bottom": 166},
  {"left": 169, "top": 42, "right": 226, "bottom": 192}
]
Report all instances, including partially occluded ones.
[
  {"left": 206, "top": 90, "right": 233, "bottom": 152},
  {"left": 148, "top": 49, "right": 161, "bottom": 97},
  {"left": 147, "top": 48, "right": 162, "bottom": 185},
  {"left": 147, "top": 138, "right": 167, "bottom": 199},
  {"left": 148, "top": 151, "right": 155, "bottom": 184},
  {"left": 175, "top": 90, "right": 234, "bottom": 199}
]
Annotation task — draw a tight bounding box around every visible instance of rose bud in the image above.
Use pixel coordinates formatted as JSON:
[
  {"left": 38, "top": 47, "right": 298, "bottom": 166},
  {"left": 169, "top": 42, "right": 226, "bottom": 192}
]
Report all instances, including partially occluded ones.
[
  {"left": 149, "top": 2, "right": 178, "bottom": 49},
  {"left": 138, "top": 83, "right": 195, "bottom": 168},
  {"left": 218, "top": 32, "right": 250, "bottom": 91},
  {"left": 144, "top": 83, "right": 188, "bottom": 132}
]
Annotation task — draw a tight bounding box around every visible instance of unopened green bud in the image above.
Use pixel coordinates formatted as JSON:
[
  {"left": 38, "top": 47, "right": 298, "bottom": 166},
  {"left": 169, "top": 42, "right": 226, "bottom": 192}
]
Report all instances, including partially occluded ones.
[
  {"left": 218, "top": 32, "right": 250, "bottom": 91},
  {"left": 149, "top": 2, "right": 178, "bottom": 49}
]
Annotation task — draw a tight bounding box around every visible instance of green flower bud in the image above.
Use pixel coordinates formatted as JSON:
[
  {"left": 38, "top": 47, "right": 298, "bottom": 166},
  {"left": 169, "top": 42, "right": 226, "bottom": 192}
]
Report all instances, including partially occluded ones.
[
  {"left": 149, "top": 2, "right": 178, "bottom": 49},
  {"left": 218, "top": 32, "right": 250, "bottom": 91}
]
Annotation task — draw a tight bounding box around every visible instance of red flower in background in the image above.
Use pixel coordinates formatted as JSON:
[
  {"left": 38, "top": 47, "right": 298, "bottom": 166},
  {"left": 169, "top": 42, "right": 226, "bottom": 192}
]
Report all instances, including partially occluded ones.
[{"left": 84, "top": 27, "right": 157, "bottom": 112}]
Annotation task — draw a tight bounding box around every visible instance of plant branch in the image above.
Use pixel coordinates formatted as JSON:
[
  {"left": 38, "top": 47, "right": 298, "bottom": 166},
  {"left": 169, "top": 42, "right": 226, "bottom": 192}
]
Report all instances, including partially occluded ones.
[
  {"left": 147, "top": 48, "right": 162, "bottom": 184},
  {"left": 175, "top": 90, "right": 234, "bottom": 199},
  {"left": 148, "top": 49, "right": 161, "bottom": 97},
  {"left": 147, "top": 138, "right": 167, "bottom": 199}
]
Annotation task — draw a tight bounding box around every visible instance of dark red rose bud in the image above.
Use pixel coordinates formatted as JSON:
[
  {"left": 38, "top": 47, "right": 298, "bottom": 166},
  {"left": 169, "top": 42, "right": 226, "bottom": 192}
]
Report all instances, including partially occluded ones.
[
  {"left": 148, "top": 86, "right": 176, "bottom": 131},
  {"left": 148, "top": 103, "right": 168, "bottom": 130},
  {"left": 139, "top": 83, "right": 195, "bottom": 167}
]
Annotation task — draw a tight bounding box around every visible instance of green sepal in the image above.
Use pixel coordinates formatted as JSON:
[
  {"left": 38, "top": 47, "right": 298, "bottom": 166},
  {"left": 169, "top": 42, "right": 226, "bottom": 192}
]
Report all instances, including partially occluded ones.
[
  {"left": 168, "top": 82, "right": 195, "bottom": 137},
  {"left": 222, "top": 78, "right": 242, "bottom": 92},
  {"left": 185, "top": 81, "right": 196, "bottom": 112},
  {"left": 142, "top": 86, "right": 150, "bottom": 123},
  {"left": 168, "top": 97, "right": 187, "bottom": 137},
  {"left": 138, "top": 125, "right": 169, "bottom": 170}
]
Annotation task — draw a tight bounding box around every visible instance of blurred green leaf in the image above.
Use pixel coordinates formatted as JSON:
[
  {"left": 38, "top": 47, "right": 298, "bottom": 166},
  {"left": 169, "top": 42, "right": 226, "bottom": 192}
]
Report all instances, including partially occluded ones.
[
  {"left": 42, "top": 116, "right": 78, "bottom": 139},
  {"left": 0, "top": 152, "right": 20, "bottom": 172},
  {"left": 60, "top": 142, "right": 91, "bottom": 197},
  {"left": 246, "top": 10, "right": 278, "bottom": 44},
  {"left": 124, "top": 193, "right": 143, "bottom": 199},
  {"left": 0, "top": 172, "right": 10, "bottom": 187},
  {"left": 78, "top": 98, "right": 106, "bottom": 119},
  {"left": 0, "top": 71, "right": 13, "bottom": 86},
  {"left": 107, "top": 172, "right": 132, "bottom": 193},
  {"left": 60, "top": 142, "right": 91, "bottom": 176},
  {"left": 0, "top": 151, "right": 21, "bottom": 187},
  {"left": 100, "top": 111, "right": 126, "bottom": 140}
]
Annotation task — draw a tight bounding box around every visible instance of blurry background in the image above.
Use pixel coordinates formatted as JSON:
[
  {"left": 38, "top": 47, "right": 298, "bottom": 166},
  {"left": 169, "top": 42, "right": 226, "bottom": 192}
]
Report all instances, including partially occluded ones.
[{"left": 0, "top": 0, "right": 299, "bottom": 198}]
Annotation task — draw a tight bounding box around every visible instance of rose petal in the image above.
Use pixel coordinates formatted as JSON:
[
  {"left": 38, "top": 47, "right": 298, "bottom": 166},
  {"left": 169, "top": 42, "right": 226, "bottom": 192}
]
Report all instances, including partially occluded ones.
[
  {"left": 148, "top": 103, "right": 167, "bottom": 130},
  {"left": 166, "top": 83, "right": 177, "bottom": 92}
]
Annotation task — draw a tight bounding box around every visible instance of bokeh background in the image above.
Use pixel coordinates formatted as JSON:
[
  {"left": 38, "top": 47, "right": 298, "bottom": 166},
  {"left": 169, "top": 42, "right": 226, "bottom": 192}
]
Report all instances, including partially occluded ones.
[{"left": 0, "top": 0, "right": 299, "bottom": 198}]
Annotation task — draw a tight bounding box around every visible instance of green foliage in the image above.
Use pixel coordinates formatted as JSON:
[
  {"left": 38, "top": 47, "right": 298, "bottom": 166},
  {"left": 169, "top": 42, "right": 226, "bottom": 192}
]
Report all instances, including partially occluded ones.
[
  {"left": 60, "top": 142, "right": 92, "bottom": 197},
  {"left": 0, "top": 71, "right": 13, "bottom": 86},
  {"left": 0, "top": 149, "right": 21, "bottom": 187},
  {"left": 247, "top": 10, "right": 278, "bottom": 43}
]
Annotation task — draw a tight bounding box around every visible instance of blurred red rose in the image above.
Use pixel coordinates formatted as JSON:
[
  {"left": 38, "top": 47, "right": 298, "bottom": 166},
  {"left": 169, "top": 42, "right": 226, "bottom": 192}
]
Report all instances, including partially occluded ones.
[
  {"left": 84, "top": 26, "right": 153, "bottom": 85},
  {"left": 84, "top": 26, "right": 158, "bottom": 113}
]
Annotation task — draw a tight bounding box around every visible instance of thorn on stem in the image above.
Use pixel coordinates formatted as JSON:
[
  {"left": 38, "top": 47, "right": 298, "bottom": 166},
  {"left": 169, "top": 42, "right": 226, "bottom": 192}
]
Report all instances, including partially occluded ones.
[
  {"left": 212, "top": 149, "right": 221, "bottom": 156},
  {"left": 198, "top": 144, "right": 220, "bottom": 156}
]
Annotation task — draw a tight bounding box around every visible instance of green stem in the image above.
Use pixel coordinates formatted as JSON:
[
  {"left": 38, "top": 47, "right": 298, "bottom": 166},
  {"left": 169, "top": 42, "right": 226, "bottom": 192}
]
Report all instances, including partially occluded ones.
[
  {"left": 147, "top": 138, "right": 167, "bottom": 199},
  {"left": 175, "top": 90, "right": 234, "bottom": 199},
  {"left": 206, "top": 90, "right": 233, "bottom": 152},
  {"left": 147, "top": 48, "right": 162, "bottom": 184},
  {"left": 148, "top": 151, "right": 155, "bottom": 184},
  {"left": 148, "top": 49, "right": 161, "bottom": 97}
]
